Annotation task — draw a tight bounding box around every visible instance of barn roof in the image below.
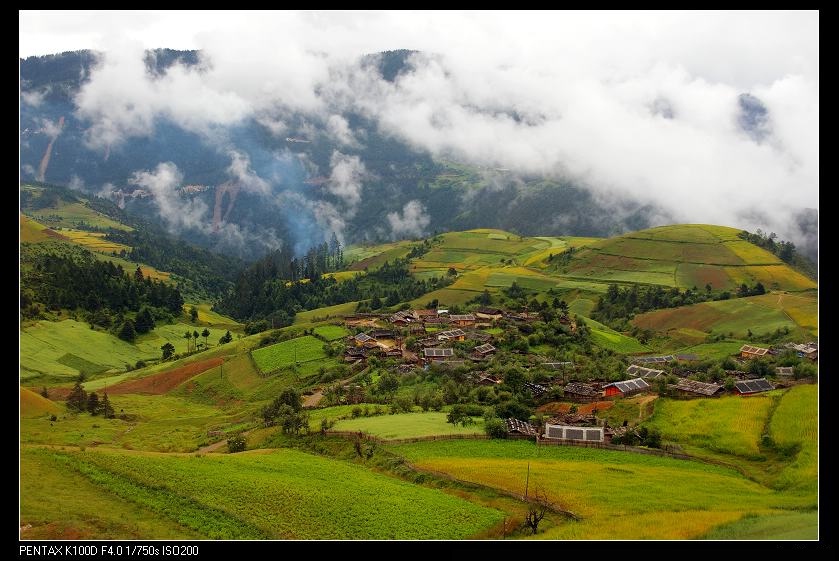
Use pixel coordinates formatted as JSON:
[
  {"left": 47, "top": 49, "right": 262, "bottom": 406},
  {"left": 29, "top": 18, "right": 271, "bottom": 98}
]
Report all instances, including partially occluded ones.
[
  {"left": 633, "top": 355, "right": 675, "bottom": 364},
  {"left": 735, "top": 378, "right": 775, "bottom": 394},
  {"left": 740, "top": 345, "right": 769, "bottom": 356},
  {"left": 423, "top": 348, "right": 454, "bottom": 358},
  {"left": 564, "top": 382, "right": 601, "bottom": 397},
  {"left": 775, "top": 366, "right": 794, "bottom": 376},
  {"left": 524, "top": 382, "right": 548, "bottom": 397},
  {"left": 476, "top": 307, "right": 504, "bottom": 315},
  {"left": 604, "top": 378, "right": 650, "bottom": 393},
  {"left": 353, "top": 333, "right": 374, "bottom": 342},
  {"left": 672, "top": 378, "right": 723, "bottom": 396},
  {"left": 505, "top": 418, "right": 537, "bottom": 436},
  {"left": 474, "top": 343, "right": 497, "bottom": 354},
  {"left": 626, "top": 364, "right": 665, "bottom": 379},
  {"left": 437, "top": 329, "right": 466, "bottom": 339},
  {"left": 449, "top": 314, "right": 476, "bottom": 321}
]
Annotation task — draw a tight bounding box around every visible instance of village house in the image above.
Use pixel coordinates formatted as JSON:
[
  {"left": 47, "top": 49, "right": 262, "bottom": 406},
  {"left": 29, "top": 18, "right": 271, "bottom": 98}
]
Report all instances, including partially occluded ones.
[
  {"left": 475, "top": 307, "right": 504, "bottom": 322},
  {"left": 422, "top": 347, "right": 455, "bottom": 365},
  {"left": 626, "top": 364, "right": 666, "bottom": 380},
  {"left": 785, "top": 342, "right": 818, "bottom": 361},
  {"left": 603, "top": 378, "right": 650, "bottom": 398},
  {"left": 633, "top": 355, "right": 675, "bottom": 365},
  {"left": 437, "top": 328, "right": 466, "bottom": 342},
  {"left": 350, "top": 332, "right": 375, "bottom": 347},
  {"left": 505, "top": 418, "right": 538, "bottom": 437},
  {"left": 734, "top": 378, "right": 775, "bottom": 395},
  {"left": 524, "top": 381, "right": 548, "bottom": 398},
  {"left": 562, "top": 382, "right": 602, "bottom": 402},
  {"left": 449, "top": 314, "right": 476, "bottom": 327},
  {"left": 669, "top": 378, "right": 724, "bottom": 397},
  {"left": 474, "top": 372, "right": 502, "bottom": 386},
  {"left": 415, "top": 309, "right": 439, "bottom": 321},
  {"left": 473, "top": 343, "right": 497, "bottom": 358},
  {"left": 740, "top": 344, "right": 770, "bottom": 359}
]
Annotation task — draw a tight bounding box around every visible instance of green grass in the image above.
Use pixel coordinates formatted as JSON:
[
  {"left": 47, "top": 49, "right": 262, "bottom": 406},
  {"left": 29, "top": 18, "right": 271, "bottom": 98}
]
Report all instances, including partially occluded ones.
[
  {"left": 701, "top": 511, "right": 818, "bottom": 540},
  {"left": 33, "top": 447, "right": 504, "bottom": 539},
  {"left": 633, "top": 294, "right": 815, "bottom": 339},
  {"left": 644, "top": 394, "right": 774, "bottom": 458},
  {"left": 768, "top": 385, "right": 818, "bottom": 492},
  {"left": 579, "top": 316, "right": 651, "bottom": 353},
  {"left": 674, "top": 340, "right": 750, "bottom": 361},
  {"left": 332, "top": 411, "right": 485, "bottom": 439},
  {"left": 388, "top": 439, "right": 812, "bottom": 539},
  {"left": 294, "top": 301, "right": 361, "bottom": 324},
  {"left": 30, "top": 201, "right": 132, "bottom": 231},
  {"left": 251, "top": 336, "right": 327, "bottom": 374},
  {"left": 21, "top": 448, "right": 201, "bottom": 540},
  {"left": 313, "top": 324, "right": 350, "bottom": 341},
  {"left": 21, "top": 394, "right": 243, "bottom": 452}
]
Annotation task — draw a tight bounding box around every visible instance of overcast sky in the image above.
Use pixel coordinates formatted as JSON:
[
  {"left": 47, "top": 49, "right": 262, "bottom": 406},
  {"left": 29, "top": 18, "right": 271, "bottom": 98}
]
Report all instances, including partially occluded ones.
[{"left": 20, "top": 10, "right": 819, "bottom": 244}]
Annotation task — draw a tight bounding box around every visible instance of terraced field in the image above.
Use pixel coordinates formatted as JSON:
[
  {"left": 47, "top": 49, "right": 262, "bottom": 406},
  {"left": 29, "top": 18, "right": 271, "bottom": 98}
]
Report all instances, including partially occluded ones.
[{"left": 251, "top": 336, "right": 328, "bottom": 374}]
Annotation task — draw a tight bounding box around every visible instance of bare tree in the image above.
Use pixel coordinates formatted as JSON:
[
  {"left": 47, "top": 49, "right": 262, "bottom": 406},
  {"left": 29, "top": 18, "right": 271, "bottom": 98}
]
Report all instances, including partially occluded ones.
[{"left": 523, "top": 489, "right": 550, "bottom": 535}]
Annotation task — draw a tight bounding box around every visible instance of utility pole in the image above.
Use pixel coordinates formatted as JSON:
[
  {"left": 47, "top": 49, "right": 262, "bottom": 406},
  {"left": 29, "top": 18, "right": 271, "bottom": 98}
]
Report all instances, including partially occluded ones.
[{"left": 525, "top": 461, "right": 530, "bottom": 499}]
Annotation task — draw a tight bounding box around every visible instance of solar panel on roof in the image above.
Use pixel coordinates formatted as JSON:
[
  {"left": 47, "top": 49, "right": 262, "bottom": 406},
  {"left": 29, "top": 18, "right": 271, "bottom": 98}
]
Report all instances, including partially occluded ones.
[{"left": 546, "top": 426, "right": 563, "bottom": 438}]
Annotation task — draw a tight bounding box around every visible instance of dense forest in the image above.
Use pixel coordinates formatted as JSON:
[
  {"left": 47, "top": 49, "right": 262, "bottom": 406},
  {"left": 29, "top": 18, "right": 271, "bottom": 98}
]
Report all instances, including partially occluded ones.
[
  {"left": 216, "top": 244, "right": 452, "bottom": 325},
  {"left": 20, "top": 242, "right": 184, "bottom": 336}
]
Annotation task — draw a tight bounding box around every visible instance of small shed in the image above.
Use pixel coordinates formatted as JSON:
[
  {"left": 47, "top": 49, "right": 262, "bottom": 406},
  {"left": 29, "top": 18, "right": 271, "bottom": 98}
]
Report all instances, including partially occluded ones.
[
  {"left": 437, "top": 328, "right": 466, "bottom": 341},
  {"left": 351, "top": 333, "right": 375, "bottom": 347},
  {"left": 422, "top": 348, "right": 454, "bottom": 363}
]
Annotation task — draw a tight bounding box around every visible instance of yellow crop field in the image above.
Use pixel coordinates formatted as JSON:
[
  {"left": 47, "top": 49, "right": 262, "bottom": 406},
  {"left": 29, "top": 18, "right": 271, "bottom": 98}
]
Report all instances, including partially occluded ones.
[{"left": 59, "top": 229, "right": 132, "bottom": 255}]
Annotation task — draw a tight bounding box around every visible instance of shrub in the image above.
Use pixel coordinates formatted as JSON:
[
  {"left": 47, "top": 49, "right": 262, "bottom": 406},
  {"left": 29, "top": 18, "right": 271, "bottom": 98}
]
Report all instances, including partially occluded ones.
[{"left": 227, "top": 434, "right": 246, "bottom": 453}]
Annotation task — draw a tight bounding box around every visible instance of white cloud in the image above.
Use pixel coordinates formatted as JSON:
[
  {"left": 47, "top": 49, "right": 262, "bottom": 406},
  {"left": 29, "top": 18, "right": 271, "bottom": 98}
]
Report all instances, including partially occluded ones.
[
  {"left": 326, "top": 150, "right": 366, "bottom": 209},
  {"left": 21, "top": 10, "right": 818, "bottom": 245},
  {"left": 387, "top": 200, "right": 430, "bottom": 238}
]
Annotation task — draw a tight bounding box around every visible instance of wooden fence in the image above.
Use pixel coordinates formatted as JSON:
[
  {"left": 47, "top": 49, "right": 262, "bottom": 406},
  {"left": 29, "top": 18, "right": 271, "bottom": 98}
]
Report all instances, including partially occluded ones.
[{"left": 325, "top": 430, "right": 488, "bottom": 445}]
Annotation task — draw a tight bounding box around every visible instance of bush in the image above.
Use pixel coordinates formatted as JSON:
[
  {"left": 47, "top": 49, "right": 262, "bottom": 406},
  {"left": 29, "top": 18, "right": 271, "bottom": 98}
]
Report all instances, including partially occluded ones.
[
  {"left": 227, "top": 434, "right": 246, "bottom": 453},
  {"left": 484, "top": 417, "right": 508, "bottom": 439}
]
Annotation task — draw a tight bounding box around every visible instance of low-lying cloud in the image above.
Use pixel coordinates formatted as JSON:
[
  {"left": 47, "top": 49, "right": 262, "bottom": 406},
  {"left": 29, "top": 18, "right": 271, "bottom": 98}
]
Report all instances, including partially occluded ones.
[{"left": 28, "top": 11, "right": 817, "bottom": 249}]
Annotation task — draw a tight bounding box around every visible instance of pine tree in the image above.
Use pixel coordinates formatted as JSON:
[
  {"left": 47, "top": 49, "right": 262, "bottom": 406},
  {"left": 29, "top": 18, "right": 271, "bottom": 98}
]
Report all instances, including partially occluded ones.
[
  {"left": 219, "top": 330, "right": 233, "bottom": 345},
  {"left": 118, "top": 319, "right": 137, "bottom": 342},
  {"left": 66, "top": 380, "right": 87, "bottom": 412},
  {"left": 161, "top": 342, "right": 175, "bottom": 360},
  {"left": 87, "top": 392, "right": 100, "bottom": 415},
  {"left": 201, "top": 328, "right": 210, "bottom": 347},
  {"left": 135, "top": 307, "right": 155, "bottom": 334},
  {"left": 100, "top": 392, "right": 115, "bottom": 418}
]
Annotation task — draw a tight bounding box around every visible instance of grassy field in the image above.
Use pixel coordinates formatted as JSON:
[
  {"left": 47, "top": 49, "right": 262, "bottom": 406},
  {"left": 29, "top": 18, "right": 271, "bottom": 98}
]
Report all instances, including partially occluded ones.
[
  {"left": 294, "top": 301, "right": 361, "bottom": 324},
  {"left": 29, "top": 202, "right": 132, "bottom": 231},
  {"left": 644, "top": 394, "right": 775, "bottom": 458},
  {"left": 579, "top": 316, "right": 650, "bottom": 353},
  {"left": 633, "top": 292, "right": 816, "bottom": 339},
  {"left": 331, "top": 411, "right": 485, "bottom": 439},
  {"left": 251, "top": 336, "right": 327, "bottom": 374},
  {"left": 313, "top": 324, "right": 350, "bottom": 341},
  {"left": 20, "top": 386, "right": 61, "bottom": 418},
  {"left": 673, "top": 340, "right": 750, "bottom": 360},
  {"left": 21, "top": 448, "right": 202, "bottom": 540},
  {"left": 564, "top": 224, "right": 816, "bottom": 292},
  {"left": 701, "top": 511, "right": 818, "bottom": 540},
  {"left": 23, "top": 447, "right": 504, "bottom": 539},
  {"left": 388, "top": 439, "right": 813, "bottom": 539},
  {"left": 56, "top": 229, "right": 131, "bottom": 254},
  {"left": 768, "top": 385, "right": 818, "bottom": 492}
]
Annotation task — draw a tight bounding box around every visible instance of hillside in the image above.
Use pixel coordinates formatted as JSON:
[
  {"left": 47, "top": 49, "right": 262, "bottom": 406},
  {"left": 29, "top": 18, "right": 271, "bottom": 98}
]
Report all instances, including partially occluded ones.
[{"left": 560, "top": 224, "right": 816, "bottom": 292}]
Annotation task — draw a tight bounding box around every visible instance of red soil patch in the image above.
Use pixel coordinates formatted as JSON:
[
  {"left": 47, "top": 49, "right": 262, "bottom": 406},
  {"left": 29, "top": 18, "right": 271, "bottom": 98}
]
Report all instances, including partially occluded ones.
[
  {"left": 105, "top": 358, "right": 223, "bottom": 395},
  {"left": 537, "top": 400, "right": 614, "bottom": 416}
]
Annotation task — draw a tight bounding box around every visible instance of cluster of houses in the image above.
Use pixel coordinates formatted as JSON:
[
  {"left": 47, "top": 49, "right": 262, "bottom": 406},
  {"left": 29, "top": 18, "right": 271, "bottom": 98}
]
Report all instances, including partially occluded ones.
[{"left": 333, "top": 307, "right": 815, "bottom": 443}]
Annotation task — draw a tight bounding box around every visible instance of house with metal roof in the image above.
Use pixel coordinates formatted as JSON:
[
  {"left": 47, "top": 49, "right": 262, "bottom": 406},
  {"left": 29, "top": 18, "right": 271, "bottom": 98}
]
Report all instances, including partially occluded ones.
[
  {"left": 626, "top": 364, "right": 665, "bottom": 379},
  {"left": 603, "top": 378, "right": 650, "bottom": 397},
  {"left": 670, "top": 378, "right": 724, "bottom": 397}
]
